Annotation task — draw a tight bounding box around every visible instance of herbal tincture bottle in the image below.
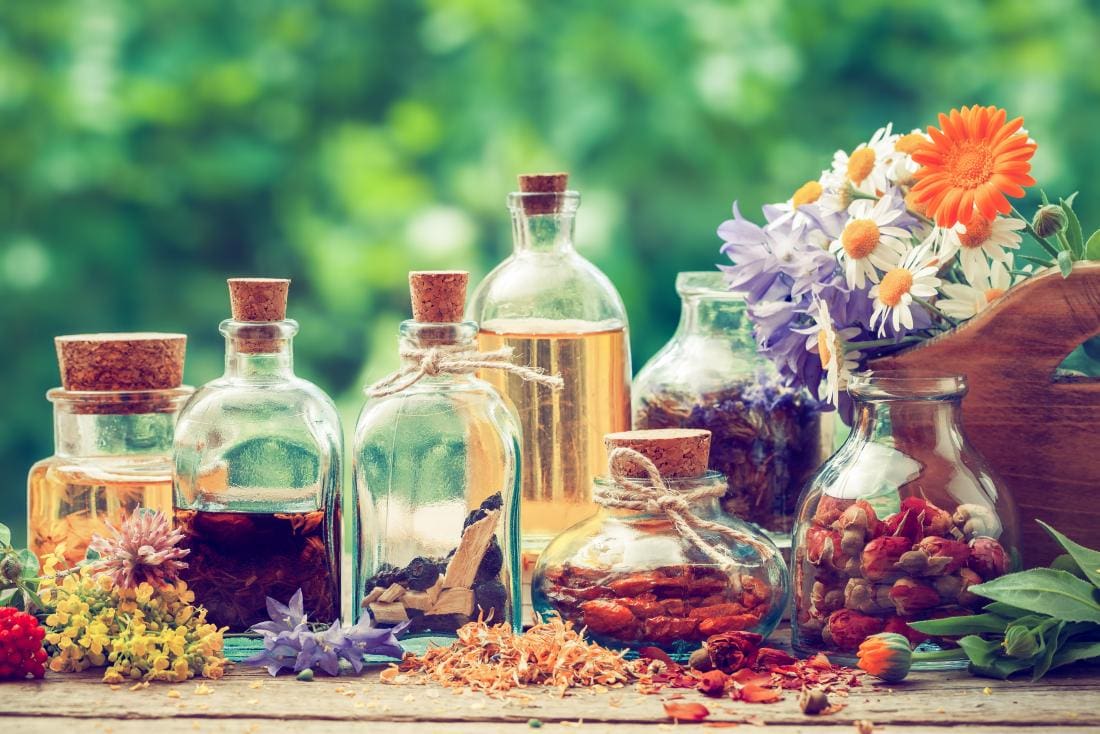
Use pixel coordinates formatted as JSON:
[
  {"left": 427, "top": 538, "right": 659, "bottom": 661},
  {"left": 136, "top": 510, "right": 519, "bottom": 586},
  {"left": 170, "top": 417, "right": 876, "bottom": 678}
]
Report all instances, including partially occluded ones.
[
  {"left": 468, "top": 173, "right": 632, "bottom": 572},
  {"left": 353, "top": 271, "right": 522, "bottom": 635},
  {"left": 173, "top": 278, "right": 343, "bottom": 634},
  {"left": 29, "top": 334, "right": 192, "bottom": 567}
]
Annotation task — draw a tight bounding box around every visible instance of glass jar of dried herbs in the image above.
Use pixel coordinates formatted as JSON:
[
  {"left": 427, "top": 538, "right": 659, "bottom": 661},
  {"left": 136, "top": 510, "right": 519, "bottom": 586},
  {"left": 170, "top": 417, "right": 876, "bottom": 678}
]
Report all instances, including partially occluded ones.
[{"left": 633, "top": 272, "right": 829, "bottom": 546}]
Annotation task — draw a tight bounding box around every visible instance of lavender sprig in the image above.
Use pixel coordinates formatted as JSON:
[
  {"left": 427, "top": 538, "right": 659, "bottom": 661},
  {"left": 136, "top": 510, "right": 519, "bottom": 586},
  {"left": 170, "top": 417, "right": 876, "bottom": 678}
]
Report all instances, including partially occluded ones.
[{"left": 244, "top": 589, "right": 406, "bottom": 677}]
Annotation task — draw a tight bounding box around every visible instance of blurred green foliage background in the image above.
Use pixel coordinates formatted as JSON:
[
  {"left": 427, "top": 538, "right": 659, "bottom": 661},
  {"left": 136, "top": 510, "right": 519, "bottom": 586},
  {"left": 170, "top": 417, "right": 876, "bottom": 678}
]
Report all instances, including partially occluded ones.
[{"left": 3, "top": 0, "right": 1100, "bottom": 545}]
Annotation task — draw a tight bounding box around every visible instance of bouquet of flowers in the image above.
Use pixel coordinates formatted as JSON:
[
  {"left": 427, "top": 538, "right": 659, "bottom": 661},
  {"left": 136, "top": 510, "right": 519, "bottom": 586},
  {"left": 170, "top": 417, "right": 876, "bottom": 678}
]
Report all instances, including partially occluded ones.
[{"left": 718, "top": 105, "right": 1099, "bottom": 410}]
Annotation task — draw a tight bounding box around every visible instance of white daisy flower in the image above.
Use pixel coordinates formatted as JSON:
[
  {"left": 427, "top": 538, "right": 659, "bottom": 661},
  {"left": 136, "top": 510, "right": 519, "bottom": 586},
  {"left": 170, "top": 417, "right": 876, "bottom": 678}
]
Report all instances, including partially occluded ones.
[
  {"left": 806, "top": 299, "right": 862, "bottom": 406},
  {"left": 869, "top": 244, "right": 942, "bottom": 336},
  {"left": 940, "top": 215, "right": 1025, "bottom": 281},
  {"left": 887, "top": 129, "right": 929, "bottom": 187},
  {"left": 938, "top": 256, "right": 1027, "bottom": 320},
  {"left": 828, "top": 123, "right": 899, "bottom": 198},
  {"left": 829, "top": 195, "right": 911, "bottom": 289}
]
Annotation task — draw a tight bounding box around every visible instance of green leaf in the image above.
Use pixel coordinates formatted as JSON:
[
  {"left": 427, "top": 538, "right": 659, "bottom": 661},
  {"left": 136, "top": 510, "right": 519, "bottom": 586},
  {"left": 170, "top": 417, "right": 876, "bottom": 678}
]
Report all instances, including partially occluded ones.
[
  {"left": 1058, "top": 249, "right": 1074, "bottom": 278},
  {"left": 1051, "top": 640, "right": 1100, "bottom": 671},
  {"left": 958, "top": 635, "right": 1034, "bottom": 679},
  {"left": 0, "top": 524, "right": 10, "bottom": 547},
  {"left": 0, "top": 588, "right": 16, "bottom": 607},
  {"left": 909, "top": 613, "right": 1013, "bottom": 636},
  {"left": 983, "top": 601, "right": 1033, "bottom": 619},
  {"left": 16, "top": 548, "right": 39, "bottom": 577},
  {"left": 1085, "top": 229, "right": 1100, "bottom": 261},
  {"left": 970, "top": 568, "right": 1100, "bottom": 623},
  {"left": 1052, "top": 554, "right": 1088, "bottom": 579},
  {"left": 1030, "top": 619, "right": 1066, "bottom": 680},
  {"left": 1039, "top": 520, "right": 1100, "bottom": 589},
  {"left": 1061, "top": 196, "right": 1084, "bottom": 257},
  {"left": 1040, "top": 189, "right": 1051, "bottom": 206},
  {"left": 1017, "top": 253, "right": 1055, "bottom": 268},
  {"left": 19, "top": 585, "right": 46, "bottom": 613}
]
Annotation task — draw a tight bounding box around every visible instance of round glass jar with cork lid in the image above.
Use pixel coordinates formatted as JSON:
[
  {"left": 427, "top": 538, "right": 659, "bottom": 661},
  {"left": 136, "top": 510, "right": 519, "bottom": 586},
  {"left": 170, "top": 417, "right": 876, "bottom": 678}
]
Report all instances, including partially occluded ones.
[
  {"left": 353, "top": 271, "right": 543, "bottom": 637},
  {"left": 531, "top": 429, "right": 789, "bottom": 657},
  {"left": 173, "top": 278, "right": 343, "bottom": 635},
  {"left": 28, "top": 333, "right": 193, "bottom": 568}
]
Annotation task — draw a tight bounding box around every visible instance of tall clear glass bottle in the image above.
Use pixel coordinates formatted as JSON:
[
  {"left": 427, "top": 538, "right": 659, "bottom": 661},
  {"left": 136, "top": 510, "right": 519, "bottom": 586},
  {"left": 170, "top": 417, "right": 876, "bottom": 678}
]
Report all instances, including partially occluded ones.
[
  {"left": 633, "top": 272, "right": 828, "bottom": 546},
  {"left": 468, "top": 173, "right": 631, "bottom": 575},
  {"left": 353, "top": 271, "right": 521, "bottom": 635},
  {"left": 29, "top": 334, "right": 192, "bottom": 568},
  {"left": 173, "top": 279, "right": 342, "bottom": 634}
]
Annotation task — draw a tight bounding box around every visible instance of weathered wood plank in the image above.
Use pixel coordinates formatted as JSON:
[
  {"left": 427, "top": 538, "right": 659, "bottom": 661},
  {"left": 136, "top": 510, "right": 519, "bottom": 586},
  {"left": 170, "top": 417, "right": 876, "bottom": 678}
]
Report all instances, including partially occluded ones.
[{"left": 2, "top": 663, "right": 1099, "bottom": 728}]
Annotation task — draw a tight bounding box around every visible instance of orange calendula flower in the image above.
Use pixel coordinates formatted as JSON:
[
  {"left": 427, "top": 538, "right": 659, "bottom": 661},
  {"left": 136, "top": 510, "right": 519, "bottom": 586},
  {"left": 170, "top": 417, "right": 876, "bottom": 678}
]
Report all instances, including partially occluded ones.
[
  {"left": 856, "top": 632, "right": 913, "bottom": 682},
  {"left": 910, "top": 105, "right": 1036, "bottom": 227}
]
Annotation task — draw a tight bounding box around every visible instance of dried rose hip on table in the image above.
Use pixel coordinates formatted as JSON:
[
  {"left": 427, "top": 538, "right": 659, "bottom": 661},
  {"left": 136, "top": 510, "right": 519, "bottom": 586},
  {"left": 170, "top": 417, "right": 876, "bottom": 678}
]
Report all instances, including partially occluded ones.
[{"left": 0, "top": 608, "right": 48, "bottom": 680}]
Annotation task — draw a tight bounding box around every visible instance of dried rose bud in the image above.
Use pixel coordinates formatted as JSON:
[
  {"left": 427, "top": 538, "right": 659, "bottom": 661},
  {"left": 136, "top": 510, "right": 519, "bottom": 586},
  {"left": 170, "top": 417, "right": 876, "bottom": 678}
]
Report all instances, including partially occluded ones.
[
  {"left": 806, "top": 526, "right": 841, "bottom": 566},
  {"left": 697, "top": 669, "right": 728, "bottom": 697},
  {"left": 968, "top": 537, "right": 1008, "bottom": 579},
  {"left": 932, "top": 574, "right": 963, "bottom": 601},
  {"left": 753, "top": 647, "right": 797, "bottom": 667},
  {"left": 688, "top": 646, "right": 713, "bottom": 672},
  {"left": 834, "top": 500, "right": 882, "bottom": 556},
  {"left": 898, "top": 537, "right": 969, "bottom": 576},
  {"left": 812, "top": 580, "right": 845, "bottom": 614},
  {"left": 799, "top": 687, "right": 831, "bottom": 715},
  {"left": 843, "top": 577, "right": 894, "bottom": 615},
  {"left": 952, "top": 504, "right": 1000, "bottom": 538},
  {"left": 883, "top": 497, "right": 953, "bottom": 541},
  {"left": 889, "top": 578, "right": 942, "bottom": 615},
  {"left": 813, "top": 495, "right": 850, "bottom": 527},
  {"left": 823, "top": 609, "right": 885, "bottom": 652},
  {"left": 883, "top": 615, "right": 931, "bottom": 646},
  {"left": 705, "top": 631, "right": 763, "bottom": 673},
  {"left": 861, "top": 536, "right": 912, "bottom": 581},
  {"left": 956, "top": 567, "right": 985, "bottom": 608}
]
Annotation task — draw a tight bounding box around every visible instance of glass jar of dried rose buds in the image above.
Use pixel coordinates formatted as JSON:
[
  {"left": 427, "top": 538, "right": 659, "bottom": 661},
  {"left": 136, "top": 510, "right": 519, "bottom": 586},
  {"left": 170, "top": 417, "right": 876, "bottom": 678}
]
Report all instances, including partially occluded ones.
[
  {"left": 532, "top": 429, "right": 788, "bottom": 658},
  {"left": 633, "top": 272, "right": 829, "bottom": 548},
  {"left": 790, "top": 373, "right": 1019, "bottom": 668}
]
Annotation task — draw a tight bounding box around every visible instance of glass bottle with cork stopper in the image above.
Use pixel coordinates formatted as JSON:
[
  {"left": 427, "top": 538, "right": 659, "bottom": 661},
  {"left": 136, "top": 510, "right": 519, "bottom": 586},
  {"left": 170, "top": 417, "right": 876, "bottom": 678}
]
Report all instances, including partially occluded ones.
[
  {"left": 353, "top": 271, "right": 530, "bottom": 637},
  {"left": 532, "top": 428, "right": 789, "bottom": 657},
  {"left": 28, "top": 333, "right": 193, "bottom": 568},
  {"left": 468, "top": 172, "right": 632, "bottom": 578},
  {"left": 173, "top": 278, "right": 343, "bottom": 636}
]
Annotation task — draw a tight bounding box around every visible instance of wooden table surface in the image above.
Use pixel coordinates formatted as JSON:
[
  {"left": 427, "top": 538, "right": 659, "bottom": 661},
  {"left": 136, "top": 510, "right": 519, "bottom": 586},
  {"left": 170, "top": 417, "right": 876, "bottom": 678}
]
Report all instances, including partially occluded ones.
[{"left": 3, "top": 630, "right": 1099, "bottom": 734}]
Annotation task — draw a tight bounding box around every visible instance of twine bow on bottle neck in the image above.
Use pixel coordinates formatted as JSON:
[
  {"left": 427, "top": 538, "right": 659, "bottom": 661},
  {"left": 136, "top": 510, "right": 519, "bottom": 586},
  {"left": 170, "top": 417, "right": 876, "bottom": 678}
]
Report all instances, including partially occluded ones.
[
  {"left": 366, "top": 343, "right": 564, "bottom": 398},
  {"left": 595, "top": 447, "right": 775, "bottom": 589}
]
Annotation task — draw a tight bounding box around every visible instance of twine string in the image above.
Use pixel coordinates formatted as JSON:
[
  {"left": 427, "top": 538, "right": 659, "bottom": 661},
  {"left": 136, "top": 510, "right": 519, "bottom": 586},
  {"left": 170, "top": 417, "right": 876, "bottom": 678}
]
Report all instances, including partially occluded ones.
[
  {"left": 595, "top": 447, "right": 775, "bottom": 587},
  {"left": 366, "top": 344, "right": 564, "bottom": 397}
]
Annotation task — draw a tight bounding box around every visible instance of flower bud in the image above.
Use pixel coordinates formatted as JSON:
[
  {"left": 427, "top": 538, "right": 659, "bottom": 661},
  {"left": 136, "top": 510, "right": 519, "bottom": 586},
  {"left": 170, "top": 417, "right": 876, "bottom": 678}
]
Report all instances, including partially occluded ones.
[
  {"left": 1003, "top": 625, "right": 1040, "bottom": 659},
  {"left": 1032, "top": 204, "right": 1066, "bottom": 238},
  {"left": 968, "top": 537, "right": 1009, "bottom": 579},
  {"left": 823, "top": 609, "right": 885, "bottom": 652},
  {"left": 856, "top": 632, "right": 913, "bottom": 682},
  {"left": 0, "top": 555, "right": 22, "bottom": 582}
]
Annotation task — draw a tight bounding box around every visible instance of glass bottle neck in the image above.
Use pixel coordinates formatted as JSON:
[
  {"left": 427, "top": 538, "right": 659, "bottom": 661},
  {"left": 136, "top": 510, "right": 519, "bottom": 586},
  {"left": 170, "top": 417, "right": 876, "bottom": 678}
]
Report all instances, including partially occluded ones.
[
  {"left": 48, "top": 389, "right": 192, "bottom": 458},
  {"left": 676, "top": 293, "right": 753, "bottom": 341},
  {"left": 851, "top": 398, "right": 964, "bottom": 449},
  {"left": 397, "top": 320, "right": 481, "bottom": 386},
  {"left": 220, "top": 319, "right": 297, "bottom": 380},
  {"left": 510, "top": 210, "right": 577, "bottom": 254}
]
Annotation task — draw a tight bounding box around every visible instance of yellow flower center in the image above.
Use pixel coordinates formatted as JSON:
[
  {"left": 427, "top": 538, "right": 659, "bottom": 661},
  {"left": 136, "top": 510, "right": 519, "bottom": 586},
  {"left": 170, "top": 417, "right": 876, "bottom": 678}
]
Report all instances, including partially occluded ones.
[
  {"left": 959, "top": 216, "right": 992, "bottom": 248},
  {"left": 841, "top": 219, "right": 880, "bottom": 260},
  {"left": 946, "top": 141, "right": 995, "bottom": 190},
  {"left": 894, "top": 132, "right": 926, "bottom": 155},
  {"left": 792, "top": 180, "right": 823, "bottom": 208},
  {"left": 817, "top": 329, "right": 832, "bottom": 368},
  {"left": 847, "top": 148, "right": 876, "bottom": 184},
  {"left": 984, "top": 287, "right": 1005, "bottom": 302},
  {"left": 879, "top": 268, "right": 914, "bottom": 307}
]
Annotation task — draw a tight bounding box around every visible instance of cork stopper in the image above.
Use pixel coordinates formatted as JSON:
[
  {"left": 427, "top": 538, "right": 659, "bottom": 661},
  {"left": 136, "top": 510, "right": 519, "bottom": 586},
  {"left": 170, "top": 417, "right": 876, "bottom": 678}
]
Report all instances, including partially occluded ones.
[
  {"left": 409, "top": 271, "right": 468, "bottom": 323},
  {"left": 55, "top": 333, "right": 187, "bottom": 391},
  {"left": 604, "top": 429, "right": 712, "bottom": 479},
  {"left": 228, "top": 278, "right": 290, "bottom": 322},
  {"left": 518, "top": 172, "right": 568, "bottom": 215}
]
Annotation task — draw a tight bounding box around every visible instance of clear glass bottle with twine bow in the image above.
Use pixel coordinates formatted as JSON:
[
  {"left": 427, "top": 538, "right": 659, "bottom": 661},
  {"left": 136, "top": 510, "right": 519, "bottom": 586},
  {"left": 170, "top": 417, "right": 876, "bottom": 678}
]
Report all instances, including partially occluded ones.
[
  {"left": 532, "top": 428, "right": 789, "bottom": 657},
  {"left": 354, "top": 271, "right": 561, "bottom": 637},
  {"left": 173, "top": 278, "right": 343, "bottom": 641}
]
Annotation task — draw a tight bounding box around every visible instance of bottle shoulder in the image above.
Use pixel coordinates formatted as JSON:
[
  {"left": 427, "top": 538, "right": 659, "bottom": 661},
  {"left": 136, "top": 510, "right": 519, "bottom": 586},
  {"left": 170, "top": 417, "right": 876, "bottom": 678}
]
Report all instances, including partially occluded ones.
[
  {"left": 468, "top": 251, "right": 628, "bottom": 325},
  {"left": 176, "top": 376, "right": 342, "bottom": 439},
  {"left": 356, "top": 380, "right": 518, "bottom": 436}
]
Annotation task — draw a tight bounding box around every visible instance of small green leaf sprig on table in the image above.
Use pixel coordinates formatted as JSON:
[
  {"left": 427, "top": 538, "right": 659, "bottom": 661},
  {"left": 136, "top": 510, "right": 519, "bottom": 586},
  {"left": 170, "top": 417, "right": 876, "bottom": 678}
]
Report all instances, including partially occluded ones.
[
  {"left": 862, "top": 521, "right": 1100, "bottom": 681},
  {"left": 0, "top": 522, "right": 46, "bottom": 612}
]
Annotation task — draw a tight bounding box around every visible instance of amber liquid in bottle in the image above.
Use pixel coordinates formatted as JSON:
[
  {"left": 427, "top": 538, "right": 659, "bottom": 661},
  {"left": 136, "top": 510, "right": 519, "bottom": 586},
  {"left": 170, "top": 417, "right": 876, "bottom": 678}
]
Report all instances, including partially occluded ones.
[
  {"left": 28, "top": 462, "right": 174, "bottom": 568},
  {"left": 477, "top": 319, "right": 630, "bottom": 565}
]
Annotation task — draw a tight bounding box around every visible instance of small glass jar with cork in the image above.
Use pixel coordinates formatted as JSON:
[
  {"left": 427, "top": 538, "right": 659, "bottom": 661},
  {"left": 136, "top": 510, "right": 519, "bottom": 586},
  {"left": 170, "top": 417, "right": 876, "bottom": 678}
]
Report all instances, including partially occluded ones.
[
  {"left": 532, "top": 428, "right": 789, "bottom": 657},
  {"left": 28, "top": 334, "right": 193, "bottom": 568},
  {"left": 173, "top": 278, "right": 343, "bottom": 634},
  {"left": 353, "top": 271, "right": 557, "bottom": 637}
]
